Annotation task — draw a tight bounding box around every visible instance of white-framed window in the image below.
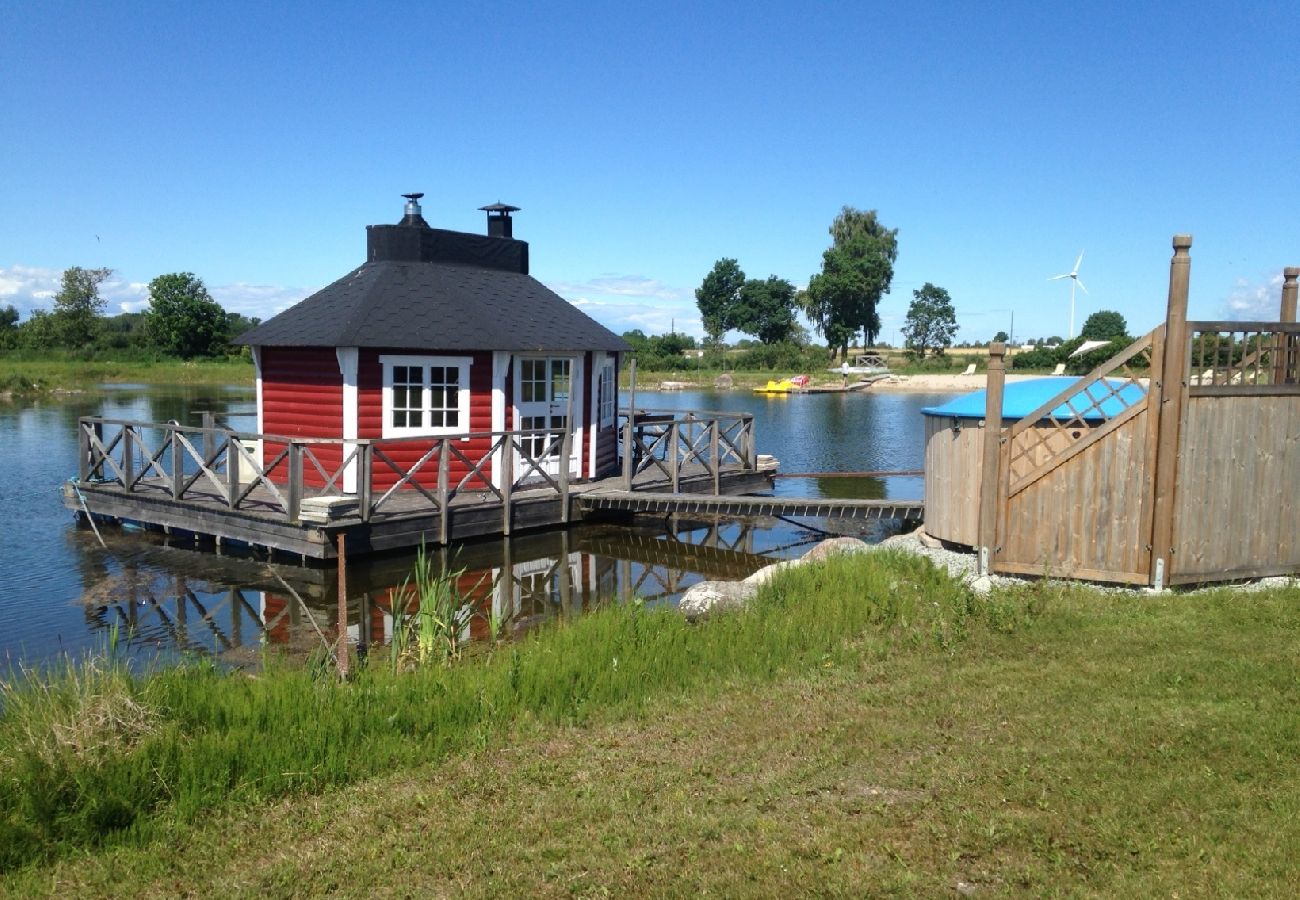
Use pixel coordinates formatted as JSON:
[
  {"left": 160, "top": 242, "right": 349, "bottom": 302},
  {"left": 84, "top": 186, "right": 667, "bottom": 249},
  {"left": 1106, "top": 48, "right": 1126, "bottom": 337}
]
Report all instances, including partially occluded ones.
[
  {"left": 380, "top": 355, "right": 472, "bottom": 438},
  {"left": 597, "top": 359, "right": 616, "bottom": 428}
]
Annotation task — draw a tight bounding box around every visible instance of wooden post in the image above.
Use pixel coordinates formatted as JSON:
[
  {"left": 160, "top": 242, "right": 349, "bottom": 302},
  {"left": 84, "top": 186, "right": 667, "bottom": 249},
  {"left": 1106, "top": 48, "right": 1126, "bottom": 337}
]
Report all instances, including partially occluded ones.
[
  {"left": 977, "top": 342, "right": 1007, "bottom": 574},
  {"left": 202, "top": 411, "right": 215, "bottom": 464},
  {"left": 171, "top": 425, "right": 184, "bottom": 499},
  {"left": 560, "top": 374, "right": 574, "bottom": 523},
  {"left": 1149, "top": 234, "right": 1193, "bottom": 588},
  {"left": 438, "top": 439, "right": 450, "bottom": 544},
  {"left": 226, "top": 433, "right": 241, "bottom": 508},
  {"left": 122, "top": 427, "right": 135, "bottom": 491},
  {"left": 78, "top": 420, "right": 89, "bottom": 481},
  {"left": 336, "top": 531, "right": 349, "bottom": 679},
  {"left": 1278, "top": 267, "right": 1298, "bottom": 385},
  {"left": 669, "top": 421, "right": 681, "bottom": 493},
  {"left": 287, "top": 442, "right": 303, "bottom": 523},
  {"left": 501, "top": 434, "right": 514, "bottom": 536},
  {"left": 359, "top": 442, "right": 373, "bottom": 523},
  {"left": 710, "top": 420, "right": 720, "bottom": 494},
  {"left": 623, "top": 357, "right": 637, "bottom": 490}
]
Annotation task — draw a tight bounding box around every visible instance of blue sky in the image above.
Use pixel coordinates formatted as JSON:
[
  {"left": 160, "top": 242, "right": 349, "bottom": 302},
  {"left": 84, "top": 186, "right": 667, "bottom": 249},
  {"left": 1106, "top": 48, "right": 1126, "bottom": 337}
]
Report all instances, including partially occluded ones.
[{"left": 2, "top": 1, "right": 1297, "bottom": 345}]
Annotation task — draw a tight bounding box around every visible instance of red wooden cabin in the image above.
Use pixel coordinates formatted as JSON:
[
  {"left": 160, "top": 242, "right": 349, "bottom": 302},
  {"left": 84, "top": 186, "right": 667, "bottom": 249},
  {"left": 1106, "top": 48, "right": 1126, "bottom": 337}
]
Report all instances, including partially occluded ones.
[{"left": 237, "top": 195, "right": 629, "bottom": 494}]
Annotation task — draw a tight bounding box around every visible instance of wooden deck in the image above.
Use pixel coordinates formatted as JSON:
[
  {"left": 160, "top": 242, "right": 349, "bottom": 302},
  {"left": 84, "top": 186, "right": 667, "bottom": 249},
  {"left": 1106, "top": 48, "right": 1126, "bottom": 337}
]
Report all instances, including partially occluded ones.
[{"left": 66, "top": 462, "right": 775, "bottom": 560}]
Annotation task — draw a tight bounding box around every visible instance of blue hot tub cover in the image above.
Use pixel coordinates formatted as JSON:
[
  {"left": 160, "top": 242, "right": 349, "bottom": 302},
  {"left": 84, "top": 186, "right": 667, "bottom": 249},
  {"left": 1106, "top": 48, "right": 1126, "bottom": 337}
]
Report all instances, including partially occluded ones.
[{"left": 920, "top": 376, "right": 1147, "bottom": 423}]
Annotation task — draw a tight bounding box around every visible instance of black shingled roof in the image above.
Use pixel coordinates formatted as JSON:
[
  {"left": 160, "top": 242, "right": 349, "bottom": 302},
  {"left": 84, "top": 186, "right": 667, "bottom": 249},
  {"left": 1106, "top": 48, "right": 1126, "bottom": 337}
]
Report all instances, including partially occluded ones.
[
  {"left": 236, "top": 260, "right": 628, "bottom": 351},
  {"left": 237, "top": 200, "right": 631, "bottom": 353}
]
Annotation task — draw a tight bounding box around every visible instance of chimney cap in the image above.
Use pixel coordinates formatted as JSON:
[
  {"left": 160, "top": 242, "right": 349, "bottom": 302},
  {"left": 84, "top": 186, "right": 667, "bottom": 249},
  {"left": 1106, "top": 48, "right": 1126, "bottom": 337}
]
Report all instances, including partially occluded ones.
[
  {"left": 478, "top": 202, "right": 520, "bottom": 214},
  {"left": 403, "top": 192, "right": 425, "bottom": 201}
]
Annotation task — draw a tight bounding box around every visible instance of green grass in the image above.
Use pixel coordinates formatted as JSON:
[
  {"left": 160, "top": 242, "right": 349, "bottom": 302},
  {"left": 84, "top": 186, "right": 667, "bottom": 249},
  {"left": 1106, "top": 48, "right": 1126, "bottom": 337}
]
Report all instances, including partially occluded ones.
[
  {"left": 0, "top": 353, "right": 253, "bottom": 394},
  {"left": 2, "top": 555, "right": 1298, "bottom": 896}
]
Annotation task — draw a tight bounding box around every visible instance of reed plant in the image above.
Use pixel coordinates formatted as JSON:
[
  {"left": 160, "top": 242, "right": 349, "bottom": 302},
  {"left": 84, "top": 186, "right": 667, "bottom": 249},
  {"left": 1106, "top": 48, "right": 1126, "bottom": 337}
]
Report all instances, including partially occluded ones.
[{"left": 0, "top": 550, "right": 1023, "bottom": 871}]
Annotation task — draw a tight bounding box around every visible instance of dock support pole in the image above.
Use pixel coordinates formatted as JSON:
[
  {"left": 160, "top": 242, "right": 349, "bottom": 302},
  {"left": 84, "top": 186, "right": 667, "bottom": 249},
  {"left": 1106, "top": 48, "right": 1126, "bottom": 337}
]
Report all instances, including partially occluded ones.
[
  {"left": 977, "top": 342, "right": 1007, "bottom": 575},
  {"left": 1149, "top": 234, "right": 1193, "bottom": 587},
  {"left": 336, "top": 531, "right": 349, "bottom": 679}
]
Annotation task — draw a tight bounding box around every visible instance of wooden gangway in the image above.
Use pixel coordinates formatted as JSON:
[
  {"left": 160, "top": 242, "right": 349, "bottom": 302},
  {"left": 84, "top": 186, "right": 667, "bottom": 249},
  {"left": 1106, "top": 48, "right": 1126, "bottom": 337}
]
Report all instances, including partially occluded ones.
[{"left": 578, "top": 491, "right": 923, "bottom": 522}]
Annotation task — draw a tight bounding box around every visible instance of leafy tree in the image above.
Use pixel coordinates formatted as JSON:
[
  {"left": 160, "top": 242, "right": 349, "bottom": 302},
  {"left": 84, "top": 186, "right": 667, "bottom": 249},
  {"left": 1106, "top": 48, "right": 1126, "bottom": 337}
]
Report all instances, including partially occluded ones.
[
  {"left": 17, "top": 309, "right": 61, "bottom": 350},
  {"left": 803, "top": 207, "right": 897, "bottom": 360},
  {"left": 620, "top": 329, "right": 649, "bottom": 350},
  {"left": 51, "top": 266, "right": 111, "bottom": 349},
  {"left": 902, "top": 283, "right": 958, "bottom": 359},
  {"left": 993, "top": 330, "right": 1010, "bottom": 343},
  {"left": 145, "top": 272, "right": 229, "bottom": 358},
  {"left": 0, "top": 304, "right": 18, "bottom": 349},
  {"left": 226, "top": 312, "right": 261, "bottom": 341},
  {"left": 732, "top": 276, "right": 797, "bottom": 345},
  {"left": 1080, "top": 310, "right": 1128, "bottom": 342},
  {"left": 695, "top": 258, "right": 746, "bottom": 345}
]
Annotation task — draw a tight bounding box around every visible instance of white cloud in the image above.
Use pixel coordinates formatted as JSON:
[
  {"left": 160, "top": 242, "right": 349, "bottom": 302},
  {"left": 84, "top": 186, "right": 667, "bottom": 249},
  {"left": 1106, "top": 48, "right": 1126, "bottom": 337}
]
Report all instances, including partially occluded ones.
[
  {"left": 0, "top": 265, "right": 62, "bottom": 317},
  {"left": 1222, "top": 272, "right": 1284, "bottom": 320},
  {"left": 209, "top": 282, "right": 312, "bottom": 320},
  {"left": 547, "top": 273, "right": 700, "bottom": 338},
  {"left": 546, "top": 274, "right": 689, "bottom": 303}
]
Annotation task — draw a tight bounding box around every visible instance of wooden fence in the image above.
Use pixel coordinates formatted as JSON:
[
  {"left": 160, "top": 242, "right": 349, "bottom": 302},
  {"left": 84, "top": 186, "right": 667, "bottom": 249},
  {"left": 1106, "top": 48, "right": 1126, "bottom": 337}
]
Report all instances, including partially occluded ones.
[{"left": 975, "top": 244, "right": 1298, "bottom": 586}]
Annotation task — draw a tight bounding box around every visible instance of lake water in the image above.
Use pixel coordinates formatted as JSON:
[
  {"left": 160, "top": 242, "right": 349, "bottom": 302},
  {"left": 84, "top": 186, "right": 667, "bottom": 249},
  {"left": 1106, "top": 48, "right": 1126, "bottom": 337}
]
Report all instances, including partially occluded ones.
[{"left": 0, "top": 383, "right": 956, "bottom": 669}]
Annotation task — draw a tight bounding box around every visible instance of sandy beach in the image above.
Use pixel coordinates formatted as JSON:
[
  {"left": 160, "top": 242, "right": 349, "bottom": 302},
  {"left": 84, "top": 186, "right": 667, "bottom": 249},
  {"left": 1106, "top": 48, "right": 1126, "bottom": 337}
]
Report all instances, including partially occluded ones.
[{"left": 863, "top": 372, "right": 1039, "bottom": 393}]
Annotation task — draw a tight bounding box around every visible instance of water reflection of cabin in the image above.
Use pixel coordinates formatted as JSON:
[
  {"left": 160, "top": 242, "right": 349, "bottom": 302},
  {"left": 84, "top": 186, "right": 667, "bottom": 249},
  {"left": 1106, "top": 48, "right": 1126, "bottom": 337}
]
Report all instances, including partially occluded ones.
[{"left": 235, "top": 194, "right": 630, "bottom": 492}]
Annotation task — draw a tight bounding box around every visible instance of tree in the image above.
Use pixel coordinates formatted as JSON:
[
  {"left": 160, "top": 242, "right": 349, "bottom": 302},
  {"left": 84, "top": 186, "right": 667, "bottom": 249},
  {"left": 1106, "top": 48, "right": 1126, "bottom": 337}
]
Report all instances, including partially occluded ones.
[
  {"left": 803, "top": 207, "right": 897, "bottom": 360},
  {"left": 0, "top": 304, "right": 18, "bottom": 349},
  {"left": 902, "top": 283, "right": 958, "bottom": 358},
  {"left": 1080, "top": 310, "right": 1128, "bottom": 342},
  {"left": 695, "top": 258, "right": 745, "bottom": 345},
  {"left": 145, "top": 272, "right": 229, "bottom": 358},
  {"left": 731, "top": 276, "right": 798, "bottom": 345},
  {"left": 993, "top": 330, "right": 1010, "bottom": 343},
  {"left": 51, "top": 266, "right": 111, "bottom": 349}
]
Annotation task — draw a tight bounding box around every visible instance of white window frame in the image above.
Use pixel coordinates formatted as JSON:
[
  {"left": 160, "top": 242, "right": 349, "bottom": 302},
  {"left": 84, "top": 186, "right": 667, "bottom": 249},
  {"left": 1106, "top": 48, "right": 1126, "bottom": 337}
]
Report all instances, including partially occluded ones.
[
  {"left": 598, "top": 358, "right": 616, "bottom": 428},
  {"left": 379, "top": 354, "right": 472, "bottom": 438}
]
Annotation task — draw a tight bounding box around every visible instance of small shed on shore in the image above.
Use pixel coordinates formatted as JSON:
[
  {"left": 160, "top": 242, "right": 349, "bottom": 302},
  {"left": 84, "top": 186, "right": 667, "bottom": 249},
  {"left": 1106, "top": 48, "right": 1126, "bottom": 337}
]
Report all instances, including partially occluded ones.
[{"left": 236, "top": 194, "right": 630, "bottom": 493}]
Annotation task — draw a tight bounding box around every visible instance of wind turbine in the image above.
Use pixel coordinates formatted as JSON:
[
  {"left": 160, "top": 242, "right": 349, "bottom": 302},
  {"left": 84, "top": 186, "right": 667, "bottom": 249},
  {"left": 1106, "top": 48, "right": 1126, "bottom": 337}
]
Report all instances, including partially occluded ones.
[{"left": 1048, "top": 250, "right": 1088, "bottom": 338}]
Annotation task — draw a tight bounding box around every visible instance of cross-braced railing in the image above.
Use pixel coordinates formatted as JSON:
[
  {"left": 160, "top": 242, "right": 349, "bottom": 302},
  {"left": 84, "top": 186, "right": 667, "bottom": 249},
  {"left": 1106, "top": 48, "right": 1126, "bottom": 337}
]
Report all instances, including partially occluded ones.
[
  {"left": 1003, "top": 327, "right": 1159, "bottom": 493},
  {"left": 77, "top": 407, "right": 758, "bottom": 531},
  {"left": 1186, "top": 321, "right": 1300, "bottom": 392},
  {"left": 77, "top": 417, "right": 584, "bottom": 529},
  {"left": 619, "top": 407, "right": 756, "bottom": 493}
]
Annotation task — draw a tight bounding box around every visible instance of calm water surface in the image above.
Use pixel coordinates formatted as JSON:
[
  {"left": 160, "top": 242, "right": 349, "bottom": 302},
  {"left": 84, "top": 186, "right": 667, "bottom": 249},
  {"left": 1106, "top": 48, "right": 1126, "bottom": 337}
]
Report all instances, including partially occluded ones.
[{"left": 0, "top": 384, "right": 955, "bottom": 669}]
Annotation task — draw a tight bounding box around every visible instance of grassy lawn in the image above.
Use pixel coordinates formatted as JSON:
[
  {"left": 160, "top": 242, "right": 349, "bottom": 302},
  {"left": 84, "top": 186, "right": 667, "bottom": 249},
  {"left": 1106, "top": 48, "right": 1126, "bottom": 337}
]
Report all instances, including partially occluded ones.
[{"left": 2, "top": 556, "right": 1298, "bottom": 896}]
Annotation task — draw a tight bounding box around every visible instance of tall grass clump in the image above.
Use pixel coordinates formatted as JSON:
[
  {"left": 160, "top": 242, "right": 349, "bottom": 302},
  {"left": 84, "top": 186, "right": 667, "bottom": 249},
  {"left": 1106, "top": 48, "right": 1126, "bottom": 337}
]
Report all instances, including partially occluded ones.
[{"left": 0, "top": 549, "right": 1015, "bottom": 871}]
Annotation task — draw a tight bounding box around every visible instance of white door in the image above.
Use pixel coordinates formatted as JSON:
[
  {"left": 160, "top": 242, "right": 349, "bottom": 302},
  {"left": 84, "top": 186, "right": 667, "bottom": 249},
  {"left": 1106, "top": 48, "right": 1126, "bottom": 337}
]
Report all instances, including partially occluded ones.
[{"left": 514, "top": 356, "right": 581, "bottom": 480}]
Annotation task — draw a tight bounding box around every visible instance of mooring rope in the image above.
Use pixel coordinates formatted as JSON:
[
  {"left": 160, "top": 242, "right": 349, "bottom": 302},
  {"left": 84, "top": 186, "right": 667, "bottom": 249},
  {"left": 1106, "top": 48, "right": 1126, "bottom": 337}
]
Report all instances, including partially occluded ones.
[{"left": 67, "top": 478, "right": 107, "bottom": 549}]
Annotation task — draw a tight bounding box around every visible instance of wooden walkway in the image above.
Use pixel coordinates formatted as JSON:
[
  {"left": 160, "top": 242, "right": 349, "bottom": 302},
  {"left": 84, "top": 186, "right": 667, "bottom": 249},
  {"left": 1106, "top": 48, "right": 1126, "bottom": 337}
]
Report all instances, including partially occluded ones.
[
  {"left": 67, "top": 464, "right": 776, "bottom": 560},
  {"left": 578, "top": 491, "right": 923, "bottom": 522}
]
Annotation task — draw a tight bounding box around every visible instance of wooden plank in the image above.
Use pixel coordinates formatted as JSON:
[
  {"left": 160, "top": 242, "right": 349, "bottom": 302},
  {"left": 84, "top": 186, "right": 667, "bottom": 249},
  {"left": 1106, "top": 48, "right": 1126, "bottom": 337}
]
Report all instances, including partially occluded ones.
[
  {"left": 1150, "top": 235, "right": 1193, "bottom": 581},
  {"left": 977, "top": 343, "right": 1006, "bottom": 558},
  {"left": 1189, "top": 383, "right": 1300, "bottom": 397}
]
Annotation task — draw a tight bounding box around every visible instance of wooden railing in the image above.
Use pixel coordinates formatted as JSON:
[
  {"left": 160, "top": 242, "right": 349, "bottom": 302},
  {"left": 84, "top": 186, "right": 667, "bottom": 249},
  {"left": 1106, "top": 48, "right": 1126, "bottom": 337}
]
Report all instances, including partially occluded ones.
[
  {"left": 619, "top": 407, "right": 757, "bottom": 493},
  {"left": 77, "top": 407, "right": 757, "bottom": 529},
  {"left": 1185, "top": 321, "right": 1300, "bottom": 393}
]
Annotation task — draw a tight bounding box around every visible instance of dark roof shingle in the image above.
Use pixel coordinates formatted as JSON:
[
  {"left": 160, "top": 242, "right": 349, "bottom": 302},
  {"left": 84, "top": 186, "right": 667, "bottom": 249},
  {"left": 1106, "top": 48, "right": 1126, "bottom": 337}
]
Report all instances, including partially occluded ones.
[{"left": 236, "top": 260, "right": 629, "bottom": 352}]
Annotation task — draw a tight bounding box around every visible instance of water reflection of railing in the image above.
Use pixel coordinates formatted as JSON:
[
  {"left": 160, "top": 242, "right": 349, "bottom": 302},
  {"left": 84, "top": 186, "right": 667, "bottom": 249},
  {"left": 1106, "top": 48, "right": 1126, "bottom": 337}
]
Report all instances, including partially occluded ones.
[{"left": 75, "top": 521, "right": 775, "bottom": 662}]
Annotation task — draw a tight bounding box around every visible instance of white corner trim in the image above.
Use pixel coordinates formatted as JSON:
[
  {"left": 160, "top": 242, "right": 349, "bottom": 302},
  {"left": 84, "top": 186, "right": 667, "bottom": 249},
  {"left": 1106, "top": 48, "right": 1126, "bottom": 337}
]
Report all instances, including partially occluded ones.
[
  {"left": 251, "top": 346, "right": 264, "bottom": 467},
  {"left": 491, "top": 351, "right": 509, "bottom": 490},
  {"left": 336, "top": 347, "right": 359, "bottom": 493},
  {"left": 589, "top": 351, "right": 603, "bottom": 477}
]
